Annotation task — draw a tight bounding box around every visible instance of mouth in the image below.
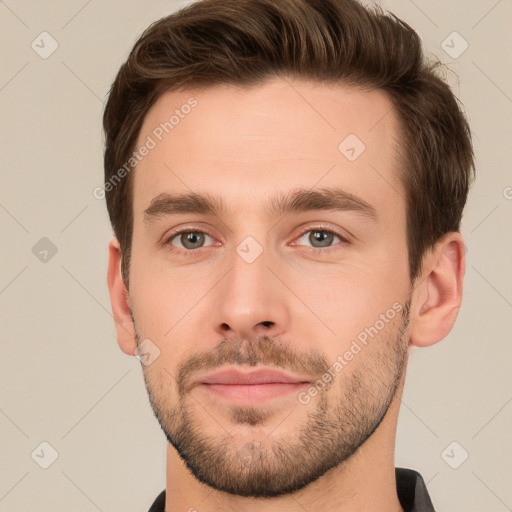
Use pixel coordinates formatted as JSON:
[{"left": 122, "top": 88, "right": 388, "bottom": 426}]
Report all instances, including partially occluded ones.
[{"left": 196, "top": 367, "right": 311, "bottom": 405}]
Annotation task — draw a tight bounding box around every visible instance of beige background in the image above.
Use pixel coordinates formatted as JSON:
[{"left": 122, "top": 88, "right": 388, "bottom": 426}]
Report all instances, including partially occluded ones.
[{"left": 0, "top": 0, "right": 511, "bottom": 511}]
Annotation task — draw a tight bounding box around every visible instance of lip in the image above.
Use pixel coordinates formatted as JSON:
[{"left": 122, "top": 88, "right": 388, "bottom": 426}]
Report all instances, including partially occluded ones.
[
  {"left": 196, "top": 367, "right": 311, "bottom": 405},
  {"left": 199, "top": 367, "right": 311, "bottom": 385}
]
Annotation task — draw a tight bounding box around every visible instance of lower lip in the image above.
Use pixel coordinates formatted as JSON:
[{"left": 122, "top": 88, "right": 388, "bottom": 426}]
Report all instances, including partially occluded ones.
[{"left": 199, "top": 382, "right": 309, "bottom": 404}]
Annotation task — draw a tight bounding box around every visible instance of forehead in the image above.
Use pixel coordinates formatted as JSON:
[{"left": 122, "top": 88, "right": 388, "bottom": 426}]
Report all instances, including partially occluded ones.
[{"left": 132, "top": 77, "right": 404, "bottom": 220}]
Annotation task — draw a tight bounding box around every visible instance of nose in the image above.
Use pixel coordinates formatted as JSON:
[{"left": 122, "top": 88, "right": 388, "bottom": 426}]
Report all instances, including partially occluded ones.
[{"left": 212, "top": 243, "right": 290, "bottom": 341}]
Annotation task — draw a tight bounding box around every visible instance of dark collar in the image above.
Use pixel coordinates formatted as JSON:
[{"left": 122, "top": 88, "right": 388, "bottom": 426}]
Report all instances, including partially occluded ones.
[
  {"left": 395, "top": 467, "right": 436, "bottom": 511},
  {"left": 148, "top": 467, "right": 435, "bottom": 511}
]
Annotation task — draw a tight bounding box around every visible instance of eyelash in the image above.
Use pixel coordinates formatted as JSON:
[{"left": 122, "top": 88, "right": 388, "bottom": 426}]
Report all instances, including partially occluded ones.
[{"left": 164, "top": 225, "right": 349, "bottom": 257}]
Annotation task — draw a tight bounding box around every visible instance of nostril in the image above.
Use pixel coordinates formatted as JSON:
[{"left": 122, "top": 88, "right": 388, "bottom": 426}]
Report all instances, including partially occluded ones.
[{"left": 260, "top": 321, "right": 273, "bottom": 328}]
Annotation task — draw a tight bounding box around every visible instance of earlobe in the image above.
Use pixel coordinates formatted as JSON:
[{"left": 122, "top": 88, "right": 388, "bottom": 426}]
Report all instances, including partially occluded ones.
[
  {"left": 409, "top": 233, "right": 466, "bottom": 348},
  {"left": 106, "top": 237, "right": 137, "bottom": 356}
]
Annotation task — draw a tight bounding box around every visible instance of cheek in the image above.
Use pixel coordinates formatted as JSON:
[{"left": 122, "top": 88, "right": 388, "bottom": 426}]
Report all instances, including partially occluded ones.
[
  {"left": 288, "top": 252, "right": 408, "bottom": 334},
  {"left": 128, "top": 243, "right": 198, "bottom": 334}
]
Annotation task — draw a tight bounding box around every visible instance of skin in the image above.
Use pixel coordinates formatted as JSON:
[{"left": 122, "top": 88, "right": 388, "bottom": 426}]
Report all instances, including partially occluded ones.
[{"left": 107, "top": 77, "right": 465, "bottom": 511}]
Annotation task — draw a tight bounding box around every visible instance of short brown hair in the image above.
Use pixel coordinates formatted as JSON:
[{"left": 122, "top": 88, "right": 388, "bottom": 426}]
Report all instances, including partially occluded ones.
[{"left": 103, "top": 0, "right": 475, "bottom": 288}]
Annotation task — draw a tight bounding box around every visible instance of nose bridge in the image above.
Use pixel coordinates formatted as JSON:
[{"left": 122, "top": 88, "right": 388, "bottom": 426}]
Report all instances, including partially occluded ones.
[
  {"left": 230, "top": 238, "right": 268, "bottom": 304},
  {"left": 212, "top": 233, "right": 289, "bottom": 340}
]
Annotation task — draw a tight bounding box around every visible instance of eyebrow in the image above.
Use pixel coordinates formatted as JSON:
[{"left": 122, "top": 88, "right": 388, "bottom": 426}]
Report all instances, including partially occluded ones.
[{"left": 143, "top": 187, "right": 378, "bottom": 224}]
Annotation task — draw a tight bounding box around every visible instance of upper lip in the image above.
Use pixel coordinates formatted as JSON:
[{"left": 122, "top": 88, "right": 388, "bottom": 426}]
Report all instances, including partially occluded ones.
[{"left": 198, "top": 367, "right": 311, "bottom": 385}]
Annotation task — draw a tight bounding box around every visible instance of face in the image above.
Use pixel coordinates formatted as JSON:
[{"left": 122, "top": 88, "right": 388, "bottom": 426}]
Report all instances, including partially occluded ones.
[{"left": 127, "top": 78, "right": 412, "bottom": 497}]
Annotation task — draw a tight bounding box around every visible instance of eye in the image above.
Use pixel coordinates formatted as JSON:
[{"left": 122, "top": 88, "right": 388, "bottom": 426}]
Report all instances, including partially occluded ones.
[
  {"left": 292, "top": 227, "right": 348, "bottom": 250},
  {"left": 164, "top": 226, "right": 348, "bottom": 255},
  {"left": 167, "top": 229, "right": 215, "bottom": 251}
]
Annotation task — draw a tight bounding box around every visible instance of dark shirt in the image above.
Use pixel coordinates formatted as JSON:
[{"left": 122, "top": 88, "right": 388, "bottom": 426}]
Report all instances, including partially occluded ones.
[{"left": 148, "top": 467, "right": 435, "bottom": 511}]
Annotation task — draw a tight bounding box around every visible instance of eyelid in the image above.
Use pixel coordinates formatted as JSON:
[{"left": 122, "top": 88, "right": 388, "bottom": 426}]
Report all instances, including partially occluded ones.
[{"left": 163, "top": 221, "right": 216, "bottom": 240}]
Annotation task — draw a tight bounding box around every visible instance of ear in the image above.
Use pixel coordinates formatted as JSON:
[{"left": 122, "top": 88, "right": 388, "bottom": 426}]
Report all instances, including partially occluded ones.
[
  {"left": 409, "top": 232, "right": 466, "bottom": 347},
  {"left": 106, "top": 237, "right": 137, "bottom": 356}
]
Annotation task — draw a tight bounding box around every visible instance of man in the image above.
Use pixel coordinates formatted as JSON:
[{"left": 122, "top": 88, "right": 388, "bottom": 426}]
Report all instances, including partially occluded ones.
[{"left": 102, "top": 0, "right": 474, "bottom": 510}]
